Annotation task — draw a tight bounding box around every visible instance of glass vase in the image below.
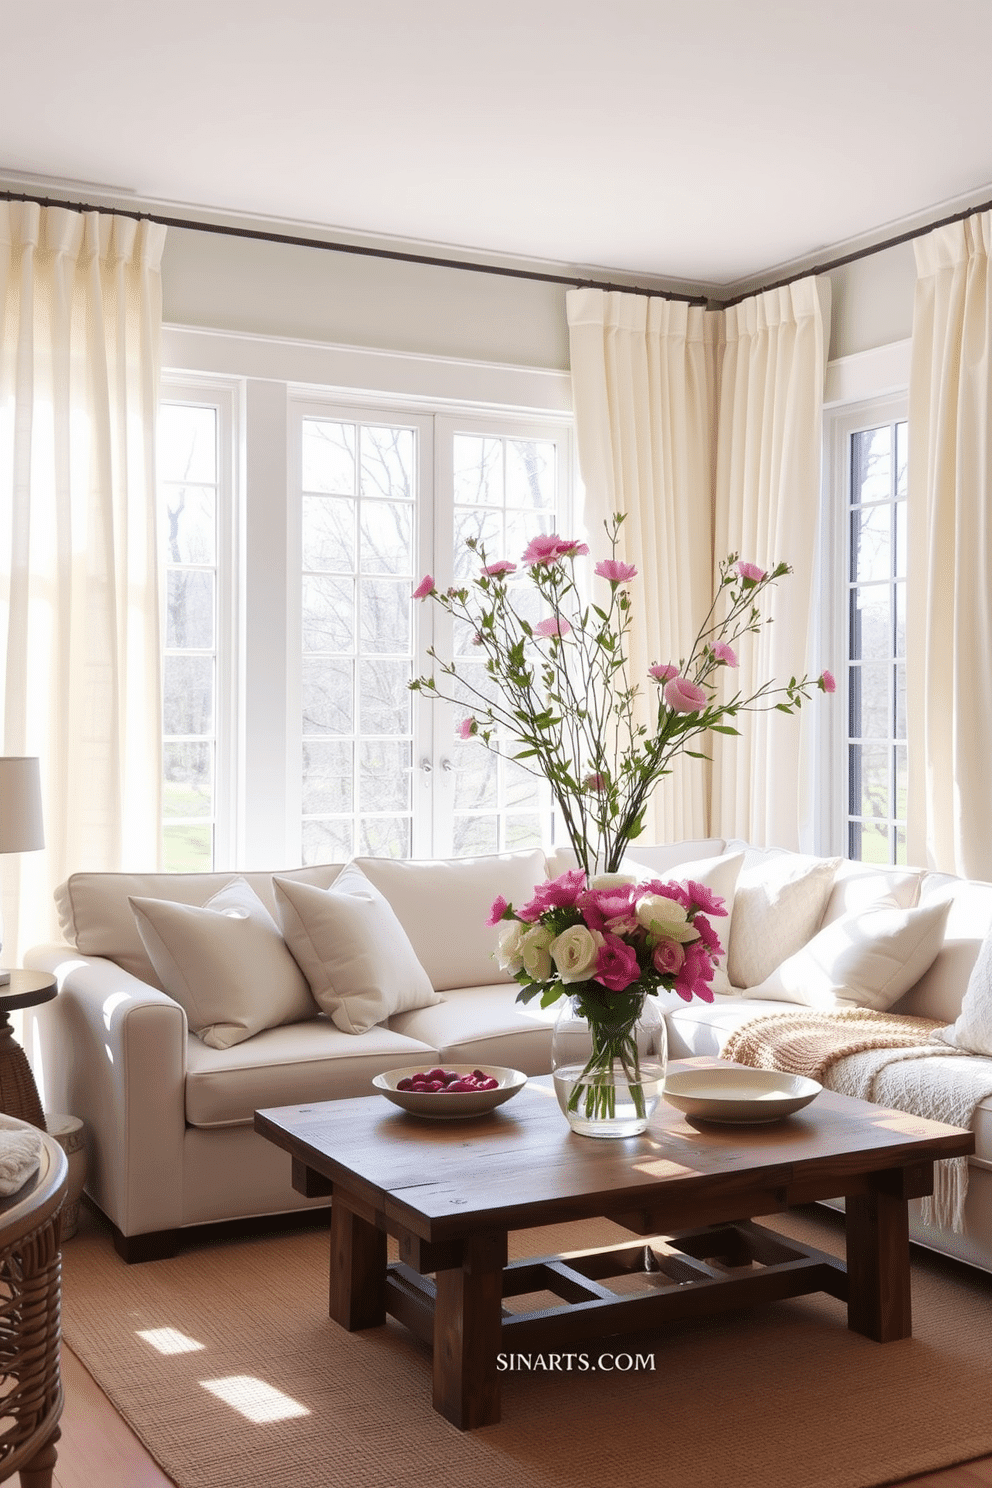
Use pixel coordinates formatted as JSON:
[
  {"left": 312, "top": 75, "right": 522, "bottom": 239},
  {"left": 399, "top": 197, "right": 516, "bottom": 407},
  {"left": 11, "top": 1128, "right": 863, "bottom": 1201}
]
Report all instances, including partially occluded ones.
[{"left": 551, "top": 989, "right": 667, "bottom": 1138}]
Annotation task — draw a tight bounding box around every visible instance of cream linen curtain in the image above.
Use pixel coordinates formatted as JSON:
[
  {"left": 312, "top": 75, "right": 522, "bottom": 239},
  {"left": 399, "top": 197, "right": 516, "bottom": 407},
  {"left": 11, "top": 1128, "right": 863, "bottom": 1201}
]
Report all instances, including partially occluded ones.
[
  {"left": 567, "top": 288, "right": 719, "bottom": 842},
  {"left": 568, "top": 278, "right": 829, "bottom": 850},
  {"left": 710, "top": 278, "right": 831, "bottom": 848},
  {"left": 0, "top": 202, "right": 166, "bottom": 959},
  {"left": 907, "top": 210, "right": 992, "bottom": 878}
]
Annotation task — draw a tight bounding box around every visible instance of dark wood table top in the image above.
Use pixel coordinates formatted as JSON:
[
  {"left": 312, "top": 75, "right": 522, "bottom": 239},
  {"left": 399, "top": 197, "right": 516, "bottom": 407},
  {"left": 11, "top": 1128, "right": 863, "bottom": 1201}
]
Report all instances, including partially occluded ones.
[{"left": 256, "top": 1060, "right": 975, "bottom": 1243}]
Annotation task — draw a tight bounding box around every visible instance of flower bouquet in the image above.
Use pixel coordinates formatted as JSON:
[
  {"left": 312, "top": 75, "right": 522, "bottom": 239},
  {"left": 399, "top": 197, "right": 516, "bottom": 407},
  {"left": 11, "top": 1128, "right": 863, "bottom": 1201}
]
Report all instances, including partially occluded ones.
[{"left": 489, "top": 866, "right": 728, "bottom": 1132}]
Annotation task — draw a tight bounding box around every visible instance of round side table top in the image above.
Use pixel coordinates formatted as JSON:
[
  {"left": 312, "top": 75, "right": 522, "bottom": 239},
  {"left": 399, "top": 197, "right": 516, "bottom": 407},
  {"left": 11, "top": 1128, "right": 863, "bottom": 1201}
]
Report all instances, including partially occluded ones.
[{"left": 0, "top": 972, "right": 57, "bottom": 1014}]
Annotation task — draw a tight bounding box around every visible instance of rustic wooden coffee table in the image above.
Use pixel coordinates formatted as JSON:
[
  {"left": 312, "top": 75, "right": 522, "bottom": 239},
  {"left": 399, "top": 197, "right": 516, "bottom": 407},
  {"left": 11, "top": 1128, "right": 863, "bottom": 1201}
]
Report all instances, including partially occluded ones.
[{"left": 255, "top": 1061, "right": 974, "bottom": 1430}]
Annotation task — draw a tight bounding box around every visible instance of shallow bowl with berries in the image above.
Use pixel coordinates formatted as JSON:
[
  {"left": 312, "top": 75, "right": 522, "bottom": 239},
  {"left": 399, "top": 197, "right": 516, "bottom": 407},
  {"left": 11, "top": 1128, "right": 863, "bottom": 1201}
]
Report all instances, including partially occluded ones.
[{"left": 371, "top": 1064, "right": 527, "bottom": 1118}]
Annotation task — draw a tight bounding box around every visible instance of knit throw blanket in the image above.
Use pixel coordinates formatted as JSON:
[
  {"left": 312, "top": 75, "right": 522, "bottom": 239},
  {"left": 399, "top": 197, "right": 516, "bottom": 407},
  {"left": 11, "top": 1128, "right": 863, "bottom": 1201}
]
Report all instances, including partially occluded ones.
[{"left": 723, "top": 1007, "right": 992, "bottom": 1233}]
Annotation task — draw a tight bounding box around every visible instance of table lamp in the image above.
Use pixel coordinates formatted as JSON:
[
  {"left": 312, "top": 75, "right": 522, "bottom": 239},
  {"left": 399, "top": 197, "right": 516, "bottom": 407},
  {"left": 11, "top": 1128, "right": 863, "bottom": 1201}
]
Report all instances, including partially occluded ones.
[{"left": 0, "top": 757, "right": 45, "bottom": 985}]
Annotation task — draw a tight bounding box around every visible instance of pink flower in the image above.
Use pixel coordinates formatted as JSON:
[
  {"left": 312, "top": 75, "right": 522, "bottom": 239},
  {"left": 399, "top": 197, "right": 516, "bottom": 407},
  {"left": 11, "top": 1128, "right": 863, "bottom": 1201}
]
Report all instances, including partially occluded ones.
[
  {"left": 648, "top": 662, "right": 679, "bottom": 683},
  {"left": 691, "top": 914, "right": 724, "bottom": 958},
  {"left": 710, "top": 641, "right": 738, "bottom": 667},
  {"left": 820, "top": 669, "right": 836, "bottom": 694},
  {"left": 456, "top": 717, "right": 476, "bottom": 740},
  {"left": 595, "top": 559, "right": 638, "bottom": 583},
  {"left": 594, "top": 934, "right": 642, "bottom": 992},
  {"left": 652, "top": 938, "right": 686, "bottom": 976},
  {"left": 578, "top": 884, "right": 637, "bottom": 933},
  {"left": 736, "top": 560, "right": 766, "bottom": 584},
  {"left": 520, "top": 534, "right": 589, "bottom": 567},
  {"left": 583, "top": 772, "right": 607, "bottom": 792},
  {"left": 486, "top": 895, "right": 509, "bottom": 926},
  {"left": 412, "top": 574, "right": 435, "bottom": 599},
  {"left": 637, "top": 879, "right": 691, "bottom": 909},
  {"left": 534, "top": 616, "right": 572, "bottom": 638},
  {"left": 517, "top": 869, "right": 588, "bottom": 923},
  {"left": 482, "top": 560, "right": 516, "bottom": 577},
  {"left": 674, "top": 940, "right": 716, "bottom": 1003},
  {"left": 682, "top": 881, "right": 728, "bottom": 918},
  {"left": 664, "top": 676, "right": 708, "bottom": 713}
]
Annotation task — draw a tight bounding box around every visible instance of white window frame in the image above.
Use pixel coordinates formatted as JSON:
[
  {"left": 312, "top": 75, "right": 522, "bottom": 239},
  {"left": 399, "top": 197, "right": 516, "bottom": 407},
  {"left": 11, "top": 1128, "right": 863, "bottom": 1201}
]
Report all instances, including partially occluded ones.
[
  {"left": 821, "top": 389, "right": 909, "bottom": 860},
  {"left": 160, "top": 326, "right": 574, "bottom": 870}
]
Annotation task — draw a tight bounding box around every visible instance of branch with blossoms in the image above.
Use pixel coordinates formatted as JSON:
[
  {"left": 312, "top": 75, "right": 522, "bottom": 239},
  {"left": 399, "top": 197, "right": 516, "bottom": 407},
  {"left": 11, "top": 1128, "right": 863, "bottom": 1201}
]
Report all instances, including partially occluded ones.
[{"left": 410, "top": 515, "right": 834, "bottom": 876}]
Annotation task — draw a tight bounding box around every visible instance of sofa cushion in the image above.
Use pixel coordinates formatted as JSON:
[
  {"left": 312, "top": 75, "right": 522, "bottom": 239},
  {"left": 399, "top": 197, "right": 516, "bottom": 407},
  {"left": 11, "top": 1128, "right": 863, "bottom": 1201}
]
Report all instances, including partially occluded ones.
[
  {"left": 727, "top": 851, "right": 841, "bottom": 989},
  {"left": 272, "top": 865, "right": 441, "bottom": 1034},
  {"left": 819, "top": 859, "right": 924, "bottom": 925},
  {"left": 354, "top": 849, "right": 547, "bottom": 990},
  {"left": 935, "top": 918, "right": 992, "bottom": 1057},
  {"left": 388, "top": 983, "right": 557, "bottom": 1074},
  {"left": 892, "top": 874, "right": 992, "bottom": 1023},
  {"left": 56, "top": 863, "right": 344, "bottom": 989},
  {"left": 130, "top": 877, "right": 318, "bottom": 1049},
  {"left": 747, "top": 898, "right": 952, "bottom": 1010},
  {"left": 185, "top": 1017, "right": 437, "bottom": 1127}
]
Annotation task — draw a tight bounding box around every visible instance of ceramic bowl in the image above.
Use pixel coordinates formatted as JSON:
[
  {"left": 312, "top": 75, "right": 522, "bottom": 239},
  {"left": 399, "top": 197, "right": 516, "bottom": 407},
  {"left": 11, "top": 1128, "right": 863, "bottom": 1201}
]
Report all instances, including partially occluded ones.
[
  {"left": 372, "top": 1064, "right": 528, "bottom": 1118},
  {"left": 662, "top": 1066, "right": 822, "bottom": 1123}
]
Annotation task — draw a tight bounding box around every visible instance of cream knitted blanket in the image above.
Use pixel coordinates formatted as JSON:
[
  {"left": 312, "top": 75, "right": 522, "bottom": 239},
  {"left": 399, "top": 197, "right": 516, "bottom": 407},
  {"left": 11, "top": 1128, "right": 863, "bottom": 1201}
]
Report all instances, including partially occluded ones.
[{"left": 723, "top": 1007, "right": 992, "bottom": 1233}]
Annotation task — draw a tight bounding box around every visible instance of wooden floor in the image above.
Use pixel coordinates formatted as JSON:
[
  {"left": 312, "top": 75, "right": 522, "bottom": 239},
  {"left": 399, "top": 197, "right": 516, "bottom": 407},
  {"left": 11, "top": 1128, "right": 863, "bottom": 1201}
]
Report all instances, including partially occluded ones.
[{"left": 50, "top": 1338, "right": 992, "bottom": 1488}]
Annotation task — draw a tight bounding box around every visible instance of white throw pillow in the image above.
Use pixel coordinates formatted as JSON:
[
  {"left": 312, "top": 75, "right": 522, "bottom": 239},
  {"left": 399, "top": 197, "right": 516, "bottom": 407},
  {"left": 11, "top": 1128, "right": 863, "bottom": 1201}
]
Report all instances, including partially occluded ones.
[
  {"left": 935, "top": 922, "right": 992, "bottom": 1056},
  {"left": 353, "top": 849, "right": 547, "bottom": 991},
  {"left": 130, "top": 878, "right": 318, "bottom": 1049},
  {"left": 273, "top": 864, "right": 441, "bottom": 1034},
  {"left": 749, "top": 897, "right": 952, "bottom": 1010},
  {"left": 727, "top": 853, "right": 841, "bottom": 990},
  {"left": 628, "top": 852, "right": 744, "bottom": 995}
]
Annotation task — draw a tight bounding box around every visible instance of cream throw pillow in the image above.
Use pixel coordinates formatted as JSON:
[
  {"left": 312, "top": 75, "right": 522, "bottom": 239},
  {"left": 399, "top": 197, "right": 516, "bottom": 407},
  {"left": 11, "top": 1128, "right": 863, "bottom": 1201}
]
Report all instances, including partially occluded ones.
[
  {"left": 353, "top": 849, "right": 547, "bottom": 990},
  {"left": 628, "top": 852, "right": 743, "bottom": 994},
  {"left": 727, "top": 853, "right": 841, "bottom": 990},
  {"left": 273, "top": 864, "right": 441, "bottom": 1034},
  {"left": 749, "top": 897, "right": 952, "bottom": 1010},
  {"left": 935, "top": 922, "right": 992, "bottom": 1055},
  {"left": 130, "top": 877, "right": 318, "bottom": 1049}
]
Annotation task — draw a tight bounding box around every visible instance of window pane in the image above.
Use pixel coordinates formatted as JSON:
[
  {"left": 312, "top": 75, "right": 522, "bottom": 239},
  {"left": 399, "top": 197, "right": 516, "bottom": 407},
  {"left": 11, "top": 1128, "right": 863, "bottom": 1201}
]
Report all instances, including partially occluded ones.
[
  {"left": 360, "top": 501, "right": 413, "bottom": 576},
  {"left": 163, "top": 823, "right": 213, "bottom": 872},
  {"left": 358, "top": 658, "right": 411, "bottom": 735},
  {"left": 167, "top": 570, "right": 214, "bottom": 650},
  {"left": 303, "top": 496, "right": 356, "bottom": 572},
  {"left": 850, "top": 586, "right": 889, "bottom": 663},
  {"left": 851, "top": 503, "right": 891, "bottom": 584},
  {"left": 302, "top": 740, "right": 354, "bottom": 814},
  {"left": 302, "top": 420, "right": 355, "bottom": 494},
  {"left": 303, "top": 819, "right": 353, "bottom": 865},
  {"left": 359, "top": 740, "right": 411, "bottom": 813},
  {"left": 302, "top": 657, "right": 354, "bottom": 735},
  {"left": 454, "top": 509, "right": 502, "bottom": 575},
  {"left": 851, "top": 426, "right": 891, "bottom": 504},
  {"left": 858, "top": 820, "right": 890, "bottom": 864},
  {"left": 454, "top": 436, "right": 502, "bottom": 506},
  {"left": 164, "top": 487, "right": 215, "bottom": 565},
  {"left": 164, "top": 655, "right": 213, "bottom": 736},
  {"left": 302, "top": 576, "right": 354, "bottom": 653},
  {"left": 159, "top": 406, "right": 217, "bottom": 484},
  {"left": 505, "top": 440, "right": 555, "bottom": 509},
  {"left": 163, "top": 742, "right": 212, "bottom": 819},
  {"left": 359, "top": 578, "right": 411, "bottom": 654},
  {"left": 453, "top": 815, "right": 498, "bottom": 856},
  {"left": 860, "top": 743, "right": 890, "bottom": 820},
  {"left": 358, "top": 816, "right": 410, "bottom": 857},
  {"left": 360, "top": 425, "right": 414, "bottom": 501}
]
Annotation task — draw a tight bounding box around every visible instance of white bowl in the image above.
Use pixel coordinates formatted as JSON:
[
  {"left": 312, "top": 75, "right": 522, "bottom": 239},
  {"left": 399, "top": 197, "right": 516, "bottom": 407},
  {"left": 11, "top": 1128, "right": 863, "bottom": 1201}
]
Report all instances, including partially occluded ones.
[
  {"left": 662, "top": 1066, "right": 822, "bottom": 1124},
  {"left": 372, "top": 1064, "right": 528, "bottom": 1118}
]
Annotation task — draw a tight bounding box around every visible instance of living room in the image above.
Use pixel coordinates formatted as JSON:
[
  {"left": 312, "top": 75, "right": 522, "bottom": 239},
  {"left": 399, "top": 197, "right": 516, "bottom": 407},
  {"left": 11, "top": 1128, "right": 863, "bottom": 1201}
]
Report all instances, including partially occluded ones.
[{"left": 2, "top": 3, "right": 992, "bottom": 1487}]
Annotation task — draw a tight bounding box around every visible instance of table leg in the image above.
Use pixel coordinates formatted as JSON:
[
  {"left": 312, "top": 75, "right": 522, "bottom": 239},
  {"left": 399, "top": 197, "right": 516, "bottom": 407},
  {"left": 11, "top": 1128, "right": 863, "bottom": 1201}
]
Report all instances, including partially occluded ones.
[
  {"left": 432, "top": 1228, "right": 507, "bottom": 1429},
  {"left": 328, "top": 1193, "right": 387, "bottom": 1331},
  {"left": 18, "top": 1424, "right": 60, "bottom": 1487},
  {"left": 844, "top": 1184, "right": 912, "bottom": 1342}
]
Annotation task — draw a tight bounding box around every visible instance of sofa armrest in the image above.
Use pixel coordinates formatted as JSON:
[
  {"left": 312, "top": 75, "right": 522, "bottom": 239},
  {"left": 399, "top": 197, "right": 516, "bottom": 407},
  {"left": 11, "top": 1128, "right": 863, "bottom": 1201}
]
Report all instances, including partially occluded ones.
[{"left": 23, "top": 945, "right": 188, "bottom": 1238}]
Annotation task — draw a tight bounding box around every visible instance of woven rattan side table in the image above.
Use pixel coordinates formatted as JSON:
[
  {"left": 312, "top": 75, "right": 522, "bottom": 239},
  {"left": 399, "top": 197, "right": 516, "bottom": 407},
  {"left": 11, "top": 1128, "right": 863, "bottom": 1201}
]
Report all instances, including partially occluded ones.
[
  {"left": 0, "top": 1121, "right": 67, "bottom": 1486},
  {"left": 0, "top": 975, "right": 57, "bottom": 1131}
]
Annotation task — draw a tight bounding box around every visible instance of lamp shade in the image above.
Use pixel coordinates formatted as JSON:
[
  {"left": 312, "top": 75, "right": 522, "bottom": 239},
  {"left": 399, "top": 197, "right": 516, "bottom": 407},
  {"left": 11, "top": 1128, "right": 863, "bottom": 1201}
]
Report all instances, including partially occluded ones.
[{"left": 0, "top": 757, "right": 44, "bottom": 854}]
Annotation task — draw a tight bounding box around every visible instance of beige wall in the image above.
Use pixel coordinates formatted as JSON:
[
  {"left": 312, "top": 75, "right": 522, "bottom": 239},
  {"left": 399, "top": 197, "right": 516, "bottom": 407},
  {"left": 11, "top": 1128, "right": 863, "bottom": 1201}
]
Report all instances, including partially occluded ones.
[
  {"left": 163, "top": 219, "right": 918, "bottom": 375},
  {"left": 162, "top": 224, "right": 572, "bottom": 370}
]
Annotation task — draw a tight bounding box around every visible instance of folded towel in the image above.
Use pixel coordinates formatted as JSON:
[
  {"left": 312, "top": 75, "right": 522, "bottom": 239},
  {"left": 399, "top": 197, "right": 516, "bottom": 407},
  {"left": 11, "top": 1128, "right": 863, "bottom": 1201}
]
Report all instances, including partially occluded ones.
[{"left": 0, "top": 1115, "right": 42, "bottom": 1197}]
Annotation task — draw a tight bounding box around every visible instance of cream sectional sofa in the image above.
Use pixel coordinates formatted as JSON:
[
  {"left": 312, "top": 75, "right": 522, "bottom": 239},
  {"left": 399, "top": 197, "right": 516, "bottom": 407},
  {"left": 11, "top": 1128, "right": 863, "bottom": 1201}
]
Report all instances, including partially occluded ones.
[{"left": 23, "top": 840, "right": 992, "bottom": 1271}]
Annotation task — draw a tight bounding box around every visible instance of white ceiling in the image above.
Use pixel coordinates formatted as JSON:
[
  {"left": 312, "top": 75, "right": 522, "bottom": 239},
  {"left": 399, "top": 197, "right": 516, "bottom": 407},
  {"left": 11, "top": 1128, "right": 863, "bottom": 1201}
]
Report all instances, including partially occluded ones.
[{"left": 4, "top": 0, "right": 992, "bottom": 294}]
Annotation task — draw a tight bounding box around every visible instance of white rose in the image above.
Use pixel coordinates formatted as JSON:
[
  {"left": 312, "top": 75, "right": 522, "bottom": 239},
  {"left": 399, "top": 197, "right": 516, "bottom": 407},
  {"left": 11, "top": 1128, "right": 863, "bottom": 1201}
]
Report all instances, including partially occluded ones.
[
  {"left": 634, "top": 893, "right": 701, "bottom": 944},
  {"left": 519, "top": 925, "right": 555, "bottom": 982},
  {"left": 589, "top": 872, "right": 636, "bottom": 890},
  {"left": 495, "top": 920, "right": 526, "bottom": 974},
  {"left": 550, "top": 925, "right": 604, "bottom": 983}
]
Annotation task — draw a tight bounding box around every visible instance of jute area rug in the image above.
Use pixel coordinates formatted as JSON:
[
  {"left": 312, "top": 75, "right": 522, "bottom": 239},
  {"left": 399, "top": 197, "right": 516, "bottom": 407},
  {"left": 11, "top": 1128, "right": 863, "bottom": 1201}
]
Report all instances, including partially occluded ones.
[{"left": 60, "top": 1204, "right": 992, "bottom": 1488}]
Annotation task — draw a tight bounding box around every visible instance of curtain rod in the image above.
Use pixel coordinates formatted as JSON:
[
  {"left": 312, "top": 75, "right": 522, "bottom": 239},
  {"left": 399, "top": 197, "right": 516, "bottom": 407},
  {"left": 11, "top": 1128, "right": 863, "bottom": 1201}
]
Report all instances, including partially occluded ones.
[
  {"left": 719, "top": 192, "right": 992, "bottom": 308},
  {"left": 0, "top": 188, "right": 709, "bottom": 306}
]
